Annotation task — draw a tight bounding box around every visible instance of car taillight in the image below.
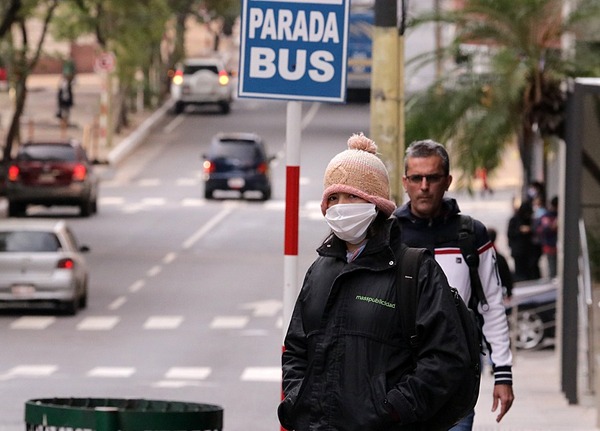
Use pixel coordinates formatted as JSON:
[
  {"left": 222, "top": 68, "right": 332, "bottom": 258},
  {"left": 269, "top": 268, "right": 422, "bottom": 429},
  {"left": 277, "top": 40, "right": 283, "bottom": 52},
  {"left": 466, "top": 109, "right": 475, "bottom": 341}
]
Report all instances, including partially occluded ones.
[
  {"left": 257, "top": 162, "right": 268, "bottom": 175},
  {"left": 7, "top": 165, "right": 19, "bottom": 181},
  {"left": 172, "top": 70, "right": 184, "bottom": 86},
  {"left": 218, "top": 70, "right": 229, "bottom": 86},
  {"left": 72, "top": 164, "right": 87, "bottom": 181},
  {"left": 203, "top": 160, "right": 215, "bottom": 174},
  {"left": 57, "top": 258, "right": 75, "bottom": 269}
]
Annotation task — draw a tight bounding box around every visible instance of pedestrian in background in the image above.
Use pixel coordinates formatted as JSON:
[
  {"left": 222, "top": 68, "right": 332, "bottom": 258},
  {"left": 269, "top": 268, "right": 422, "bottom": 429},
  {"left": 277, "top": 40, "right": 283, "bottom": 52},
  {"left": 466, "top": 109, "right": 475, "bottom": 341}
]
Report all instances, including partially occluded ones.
[
  {"left": 56, "top": 75, "right": 73, "bottom": 131},
  {"left": 394, "top": 139, "right": 514, "bottom": 430},
  {"left": 507, "top": 201, "right": 540, "bottom": 281},
  {"left": 537, "top": 196, "right": 559, "bottom": 278},
  {"left": 278, "top": 133, "right": 471, "bottom": 431}
]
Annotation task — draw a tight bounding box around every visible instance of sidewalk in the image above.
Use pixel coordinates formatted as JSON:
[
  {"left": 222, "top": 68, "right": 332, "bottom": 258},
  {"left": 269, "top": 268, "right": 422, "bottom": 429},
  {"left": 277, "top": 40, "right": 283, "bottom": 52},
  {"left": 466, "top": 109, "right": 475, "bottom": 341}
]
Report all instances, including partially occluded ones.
[
  {"left": 0, "top": 72, "right": 598, "bottom": 431},
  {"left": 0, "top": 72, "right": 169, "bottom": 166}
]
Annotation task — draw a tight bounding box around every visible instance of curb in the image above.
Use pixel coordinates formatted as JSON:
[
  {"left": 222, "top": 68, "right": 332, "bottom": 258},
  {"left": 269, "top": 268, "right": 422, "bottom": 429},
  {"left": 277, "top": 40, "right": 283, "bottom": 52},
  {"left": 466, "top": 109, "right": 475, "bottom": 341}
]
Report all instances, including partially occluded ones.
[{"left": 107, "top": 99, "right": 174, "bottom": 166}]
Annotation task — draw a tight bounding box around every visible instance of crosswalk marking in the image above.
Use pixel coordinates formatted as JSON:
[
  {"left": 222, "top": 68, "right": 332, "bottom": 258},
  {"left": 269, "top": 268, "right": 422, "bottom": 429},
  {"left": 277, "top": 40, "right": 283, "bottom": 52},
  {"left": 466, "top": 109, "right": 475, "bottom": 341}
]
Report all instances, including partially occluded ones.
[
  {"left": 0, "top": 365, "right": 282, "bottom": 383},
  {"left": 143, "top": 316, "right": 183, "bottom": 329},
  {"left": 10, "top": 316, "right": 56, "bottom": 329},
  {"left": 3, "top": 365, "right": 57, "bottom": 378},
  {"left": 165, "top": 367, "right": 211, "bottom": 380},
  {"left": 77, "top": 316, "right": 120, "bottom": 330},
  {"left": 210, "top": 316, "right": 249, "bottom": 329},
  {"left": 138, "top": 178, "right": 160, "bottom": 187},
  {"left": 87, "top": 367, "right": 135, "bottom": 378},
  {"left": 240, "top": 367, "right": 281, "bottom": 382}
]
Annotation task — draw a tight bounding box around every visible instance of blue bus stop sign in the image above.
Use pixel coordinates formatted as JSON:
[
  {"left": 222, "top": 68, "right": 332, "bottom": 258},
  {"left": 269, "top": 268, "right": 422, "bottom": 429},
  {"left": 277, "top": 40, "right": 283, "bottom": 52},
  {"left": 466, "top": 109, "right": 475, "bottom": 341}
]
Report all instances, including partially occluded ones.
[{"left": 238, "top": 0, "right": 350, "bottom": 102}]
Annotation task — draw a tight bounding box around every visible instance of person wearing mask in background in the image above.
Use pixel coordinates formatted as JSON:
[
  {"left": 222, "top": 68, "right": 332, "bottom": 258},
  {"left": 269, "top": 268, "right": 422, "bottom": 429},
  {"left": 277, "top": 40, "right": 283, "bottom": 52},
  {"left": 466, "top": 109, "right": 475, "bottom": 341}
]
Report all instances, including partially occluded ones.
[
  {"left": 393, "top": 139, "right": 514, "bottom": 430},
  {"left": 278, "top": 133, "right": 471, "bottom": 431},
  {"left": 537, "top": 196, "right": 559, "bottom": 278}
]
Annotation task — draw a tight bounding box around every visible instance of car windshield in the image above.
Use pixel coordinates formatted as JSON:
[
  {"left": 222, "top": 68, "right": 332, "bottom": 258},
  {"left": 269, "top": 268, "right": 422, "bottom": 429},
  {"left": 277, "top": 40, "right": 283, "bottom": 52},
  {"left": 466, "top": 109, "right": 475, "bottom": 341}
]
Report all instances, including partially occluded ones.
[
  {"left": 0, "top": 231, "right": 61, "bottom": 252},
  {"left": 183, "top": 65, "right": 218, "bottom": 75},
  {"left": 17, "top": 145, "right": 76, "bottom": 161}
]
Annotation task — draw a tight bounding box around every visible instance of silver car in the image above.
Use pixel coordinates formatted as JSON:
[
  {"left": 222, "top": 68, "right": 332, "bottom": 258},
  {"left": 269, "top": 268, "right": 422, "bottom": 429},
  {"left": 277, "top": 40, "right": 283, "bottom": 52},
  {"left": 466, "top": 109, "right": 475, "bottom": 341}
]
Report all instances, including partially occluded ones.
[
  {"left": 170, "top": 57, "right": 233, "bottom": 114},
  {"left": 0, "top": 219, "right": 89, "bottom": 315}
]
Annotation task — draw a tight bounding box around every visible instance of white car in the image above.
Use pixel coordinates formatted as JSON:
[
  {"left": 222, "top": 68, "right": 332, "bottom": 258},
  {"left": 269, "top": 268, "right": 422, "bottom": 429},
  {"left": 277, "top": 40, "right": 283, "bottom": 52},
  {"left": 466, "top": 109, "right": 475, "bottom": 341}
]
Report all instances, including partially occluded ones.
[
  {"left": 170, "top": 57, "right": 233, "bottom": 114},
  {"left": 0, "top": 219, "right": 90, "bottom": 315}
]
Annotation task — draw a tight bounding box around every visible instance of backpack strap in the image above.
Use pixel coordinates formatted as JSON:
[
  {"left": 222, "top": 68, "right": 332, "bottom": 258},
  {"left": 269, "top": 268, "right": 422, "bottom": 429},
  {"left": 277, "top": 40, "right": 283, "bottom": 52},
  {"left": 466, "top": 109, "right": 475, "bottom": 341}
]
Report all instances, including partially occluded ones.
[
  {"left": 397, "top": 244, "right": 427, "bottom": 350},
  {"left": 458, "top": 215, "right": 489, "bottom": 312}
]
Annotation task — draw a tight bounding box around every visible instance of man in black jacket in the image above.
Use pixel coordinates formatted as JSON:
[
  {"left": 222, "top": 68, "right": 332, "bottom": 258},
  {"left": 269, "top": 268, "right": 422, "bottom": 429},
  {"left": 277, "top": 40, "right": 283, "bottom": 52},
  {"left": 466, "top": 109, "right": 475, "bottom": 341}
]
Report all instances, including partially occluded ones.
[{"left": 394, "top": 139, "right": 514, "bottom": 430}]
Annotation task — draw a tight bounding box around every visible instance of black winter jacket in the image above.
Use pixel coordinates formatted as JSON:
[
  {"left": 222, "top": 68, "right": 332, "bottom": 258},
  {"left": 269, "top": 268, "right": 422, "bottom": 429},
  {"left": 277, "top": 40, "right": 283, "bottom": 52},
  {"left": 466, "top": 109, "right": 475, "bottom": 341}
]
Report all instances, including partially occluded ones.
[{"left": 278, "top": 218, "right": 470, "bottom": 431}]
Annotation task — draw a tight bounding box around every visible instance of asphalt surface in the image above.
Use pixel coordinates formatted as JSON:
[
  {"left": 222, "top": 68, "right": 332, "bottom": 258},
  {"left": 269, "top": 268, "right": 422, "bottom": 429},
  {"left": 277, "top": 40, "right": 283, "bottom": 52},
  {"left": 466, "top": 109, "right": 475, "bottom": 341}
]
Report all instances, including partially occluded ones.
[{"left": 0, "top": 73, "right": 598, "bottom": 430}]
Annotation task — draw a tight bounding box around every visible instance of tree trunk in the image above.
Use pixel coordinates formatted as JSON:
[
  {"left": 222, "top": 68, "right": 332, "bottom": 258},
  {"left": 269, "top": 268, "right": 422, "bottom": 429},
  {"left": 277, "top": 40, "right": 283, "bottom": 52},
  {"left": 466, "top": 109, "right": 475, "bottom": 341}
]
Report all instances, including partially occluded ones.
[{"left": 3, "top": 73, "right": 27, "bottom": 161}]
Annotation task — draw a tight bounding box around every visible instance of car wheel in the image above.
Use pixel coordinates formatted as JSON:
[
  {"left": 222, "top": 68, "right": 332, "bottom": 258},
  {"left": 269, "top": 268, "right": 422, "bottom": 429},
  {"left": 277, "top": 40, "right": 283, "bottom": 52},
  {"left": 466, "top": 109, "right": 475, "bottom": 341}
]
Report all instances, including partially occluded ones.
[
  {"left": 62, "top": 298, "right": 78, "bottom": 316},
  {"left": 80, "top": 199, "right": 93, "bottom": 217},
  {"left": 515, "top": 309, "right": 545, "bottom": 350},
  {"left": 204, "top": 188, "right": 214, "bottom": 200},
  {"left": 174, "top": 101, "right": 185, "bottom": 114},
  {"left": 8, "top": 201, "right": 26, "bottom": 217},
  {"left": 91, "top": 199, "right": 98, "bottom": 214},
  {"left": 220, "top": 102, "right": 231, "bottom": 114},
  {"left": 79, "top": 284, "right": 88, "bottom": 309},
  {"left": 261, "top": 187, "right": 272, "bottom": 201}
]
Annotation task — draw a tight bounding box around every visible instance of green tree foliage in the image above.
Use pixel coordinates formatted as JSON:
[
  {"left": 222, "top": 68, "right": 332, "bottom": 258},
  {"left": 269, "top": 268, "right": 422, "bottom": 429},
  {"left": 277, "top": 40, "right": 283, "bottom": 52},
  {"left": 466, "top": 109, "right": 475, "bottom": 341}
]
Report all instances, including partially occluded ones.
[{"left": 405, "top": 0, "right": 600, "bottom": 192}]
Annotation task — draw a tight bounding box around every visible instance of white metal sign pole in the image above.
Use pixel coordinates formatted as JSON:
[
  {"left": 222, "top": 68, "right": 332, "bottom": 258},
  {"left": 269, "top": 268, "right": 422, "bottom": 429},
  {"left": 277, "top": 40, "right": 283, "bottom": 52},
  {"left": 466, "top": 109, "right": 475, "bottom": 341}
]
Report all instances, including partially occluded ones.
[
  {"left": 283, "top": 101, "right": 302, "bottom": 340},
  {"left": 281, "top": 100, "right": 301, "bottom": 431}
]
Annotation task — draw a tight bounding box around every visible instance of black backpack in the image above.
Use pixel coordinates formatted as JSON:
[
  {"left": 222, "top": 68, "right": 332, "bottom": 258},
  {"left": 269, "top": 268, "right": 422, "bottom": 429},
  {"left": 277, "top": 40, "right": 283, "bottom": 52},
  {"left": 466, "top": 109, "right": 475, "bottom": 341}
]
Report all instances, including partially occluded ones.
[
  {"left": 455, "top": 214, "right": 489, "bottom": 312},
  {"left": 397, "top": 245, "right": 482, "bottom": 431}
]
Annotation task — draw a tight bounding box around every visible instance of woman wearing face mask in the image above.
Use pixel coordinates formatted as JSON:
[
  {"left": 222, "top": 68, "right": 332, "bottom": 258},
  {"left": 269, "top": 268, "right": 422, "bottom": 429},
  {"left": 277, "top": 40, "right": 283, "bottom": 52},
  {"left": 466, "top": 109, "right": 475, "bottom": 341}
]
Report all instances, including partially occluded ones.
[{"left": 278, "top": 133, "right": 471, "bottom": 431}]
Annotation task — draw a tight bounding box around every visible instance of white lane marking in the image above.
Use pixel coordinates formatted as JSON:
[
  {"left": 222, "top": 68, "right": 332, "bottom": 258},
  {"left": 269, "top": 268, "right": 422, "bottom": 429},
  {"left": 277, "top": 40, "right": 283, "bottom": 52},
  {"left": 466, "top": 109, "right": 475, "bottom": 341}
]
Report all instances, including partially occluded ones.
[
  {"left": 142, "top": 197, "right": 166, "bottom": 206},
  {"left": 240, "top": 300, "right": 283, "bottom": 317},
  {"left": 129, "top": 279, "right": 145, "bottom": 293},
  {"left": 77, "top": 316, "right": 120, "bottom": 330},
  {"left": 301, "top": 102, "right": 321, "bottom": 129},
  {"left": 182, "top": 206, "right": 235, "bottom": 249},
  {"left": 108, "top": 296, "right": 127, "bottom": 310},
  {"left": 240, "top": 367, "right": 281, "bottom": 382},
  {"left": 138, "top": 179, "right": 160, "bottom": 187},
  {"left": 163, "top": 114, "right": 185, "bottom": 133},
  {"left": 165, "top": 367, "right": 211, "bottom": 380},
  {"left": 181, "top": 198, "right": 205, "bottom": 207},
  {"left": 10, "top": 316, "right": 56, "bottom": 329},
  {"left": 143, "top": 316, "right": 183, "bottom": 329},
  {"left": 99, "top": 196, "right": 125, "bottom": 205},
  {"left": 209, "top": 316, "right": 249, "bottom": 329},
  {"left": 240, "top": 329, "right": 269, "bottom": 336},
  {"left": 176, "top": 178, "right": 198, "bottom": 186},
  {"left": 0, "top": 365, "right": 58, "bottom": 380},
  {"left": 153, "top": 380, "right": 201, "bottom": 388},
  {"left": 162, "top": 252, "right": 177, "bottom": 264},
  {"left": 87, "top": 367, "right": 135, "bottom": 378},
  {"left": 147, "top": 265, "right": 162, "bottom": 277}
]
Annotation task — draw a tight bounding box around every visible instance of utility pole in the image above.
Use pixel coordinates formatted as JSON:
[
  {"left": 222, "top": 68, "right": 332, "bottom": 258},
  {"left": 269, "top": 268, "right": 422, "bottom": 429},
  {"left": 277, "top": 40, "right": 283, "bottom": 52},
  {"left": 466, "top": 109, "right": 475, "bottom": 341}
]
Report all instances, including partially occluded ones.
[{"left": 370, "top": 0, "right": 406, "bottom": 203}]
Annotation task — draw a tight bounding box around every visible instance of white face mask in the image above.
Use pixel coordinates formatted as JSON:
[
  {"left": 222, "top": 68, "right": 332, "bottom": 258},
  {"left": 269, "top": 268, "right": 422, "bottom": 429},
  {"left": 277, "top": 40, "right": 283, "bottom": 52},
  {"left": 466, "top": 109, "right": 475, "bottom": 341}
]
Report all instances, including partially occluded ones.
[{"left": 325, "top": 203, "right": 377, "bottom": 244}]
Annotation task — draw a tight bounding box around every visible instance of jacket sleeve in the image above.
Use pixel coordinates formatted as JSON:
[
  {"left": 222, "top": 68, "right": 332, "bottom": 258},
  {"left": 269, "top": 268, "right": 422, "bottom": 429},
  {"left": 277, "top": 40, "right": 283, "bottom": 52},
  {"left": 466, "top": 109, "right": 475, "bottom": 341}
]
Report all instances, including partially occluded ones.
[
  {"left": 478, "top": 242, "right": 513, "bottom": 383},
  {"left": 277, "top": 269, "right": 311, "bottom": 429},
  {"left": 385, "top": 255, "right": 471, "bottom": 424}
]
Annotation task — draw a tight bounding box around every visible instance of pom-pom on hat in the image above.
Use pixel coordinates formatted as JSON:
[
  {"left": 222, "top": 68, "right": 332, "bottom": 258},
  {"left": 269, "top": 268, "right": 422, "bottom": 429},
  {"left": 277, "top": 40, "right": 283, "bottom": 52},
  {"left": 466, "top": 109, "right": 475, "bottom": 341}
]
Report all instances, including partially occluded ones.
[{"left": 321, "top": 133, "right": 396, "bottom": 217}]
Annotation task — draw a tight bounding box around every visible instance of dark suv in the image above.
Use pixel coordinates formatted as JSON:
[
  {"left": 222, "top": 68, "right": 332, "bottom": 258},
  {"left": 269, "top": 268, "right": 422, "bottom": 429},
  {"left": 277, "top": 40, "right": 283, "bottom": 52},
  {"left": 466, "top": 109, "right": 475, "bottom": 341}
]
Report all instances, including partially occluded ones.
[
  {"left": 202, "top": 133, "right": 273, "bottom": 200},
  {"left": 6, "top": 140, "right": 99, "bottom": 217}
]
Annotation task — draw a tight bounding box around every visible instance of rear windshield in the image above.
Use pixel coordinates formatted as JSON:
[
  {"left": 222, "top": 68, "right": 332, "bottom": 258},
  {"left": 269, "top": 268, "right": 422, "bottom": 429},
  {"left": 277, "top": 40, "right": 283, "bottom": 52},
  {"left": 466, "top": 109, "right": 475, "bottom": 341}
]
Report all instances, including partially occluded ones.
[
  {"left": 17, "top": 145, "right": 76, "bottom": 161},
  {"left": 183, "top": 65, "right": 219, "bottom": 75},
  {"left": 0, "top": 231, "right": 61, "bottom": 252},
  {"left": 212, "top": 141, "right": 260, "bottom": 160}
]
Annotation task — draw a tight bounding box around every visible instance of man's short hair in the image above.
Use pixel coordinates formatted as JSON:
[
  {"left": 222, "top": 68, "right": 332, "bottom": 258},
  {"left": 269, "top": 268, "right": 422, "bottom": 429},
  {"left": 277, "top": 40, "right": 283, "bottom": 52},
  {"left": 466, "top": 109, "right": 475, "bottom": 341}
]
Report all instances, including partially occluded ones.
[{"left": 405, "top": 139, "right": 450, "bottom": 176}]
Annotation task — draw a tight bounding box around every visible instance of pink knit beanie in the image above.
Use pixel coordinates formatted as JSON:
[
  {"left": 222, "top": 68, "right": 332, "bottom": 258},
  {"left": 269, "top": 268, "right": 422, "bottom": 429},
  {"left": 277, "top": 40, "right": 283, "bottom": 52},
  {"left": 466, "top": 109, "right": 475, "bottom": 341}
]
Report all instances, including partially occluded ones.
[{"left": 321, "top": 133, "right": 396, "bottom": 217}]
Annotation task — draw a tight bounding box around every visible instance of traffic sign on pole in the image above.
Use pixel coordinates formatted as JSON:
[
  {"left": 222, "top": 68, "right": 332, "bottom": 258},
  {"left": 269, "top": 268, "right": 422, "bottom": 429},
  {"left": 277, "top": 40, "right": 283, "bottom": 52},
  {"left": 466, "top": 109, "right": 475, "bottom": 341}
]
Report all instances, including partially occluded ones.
[
  {"left": 94, "top": 52, "right": 116, "bottom": 74},
  {"left": 239, "top": 0, "right": 350, "bottom": 102}
]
